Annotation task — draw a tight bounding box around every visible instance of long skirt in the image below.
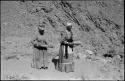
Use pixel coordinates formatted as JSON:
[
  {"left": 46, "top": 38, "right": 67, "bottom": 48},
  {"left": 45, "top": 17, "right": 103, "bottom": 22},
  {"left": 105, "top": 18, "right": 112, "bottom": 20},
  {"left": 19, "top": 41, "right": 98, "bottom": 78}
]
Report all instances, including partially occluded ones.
[
  {"left": 31, "top": 47, "right": 48, "bottom": 69},
  {"left": 56, "top": 45, "right": 74, "bottom": 73}
]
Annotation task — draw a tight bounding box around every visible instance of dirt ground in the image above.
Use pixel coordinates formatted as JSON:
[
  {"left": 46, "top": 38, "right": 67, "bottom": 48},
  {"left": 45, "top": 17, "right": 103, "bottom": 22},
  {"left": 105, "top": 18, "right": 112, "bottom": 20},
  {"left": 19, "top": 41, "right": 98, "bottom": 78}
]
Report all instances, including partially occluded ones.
[{"left": 1, "top": 51, "right": 124, "bottom": 80}]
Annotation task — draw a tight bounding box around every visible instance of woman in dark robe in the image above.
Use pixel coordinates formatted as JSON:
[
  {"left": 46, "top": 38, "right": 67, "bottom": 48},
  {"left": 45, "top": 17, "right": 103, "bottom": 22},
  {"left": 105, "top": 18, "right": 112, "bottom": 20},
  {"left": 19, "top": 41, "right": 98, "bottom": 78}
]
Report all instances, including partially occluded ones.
[{"left": 56, "top": 22, "right": 75, "bottom": 73}]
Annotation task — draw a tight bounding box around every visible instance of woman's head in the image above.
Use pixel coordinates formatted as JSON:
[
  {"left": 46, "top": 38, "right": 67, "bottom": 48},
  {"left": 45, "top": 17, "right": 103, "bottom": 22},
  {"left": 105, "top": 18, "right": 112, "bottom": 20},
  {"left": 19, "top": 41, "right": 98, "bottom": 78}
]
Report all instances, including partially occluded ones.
[
  {"left": 38, "top": 22, "right": 45, "bottom": 35},
  {"left": 66, "top": 22, "right": 72, "bottom": 31}
]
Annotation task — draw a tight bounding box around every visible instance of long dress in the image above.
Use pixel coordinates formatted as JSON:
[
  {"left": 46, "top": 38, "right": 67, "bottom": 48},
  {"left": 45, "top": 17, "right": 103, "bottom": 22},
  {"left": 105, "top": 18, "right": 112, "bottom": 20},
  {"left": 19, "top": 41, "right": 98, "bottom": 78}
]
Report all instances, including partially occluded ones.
[
  {"left": 31, "top": 34, "right": 49, "bottom": 69},
  {"left": 57, "top": 30, "right": 74, "bottom": 73}
]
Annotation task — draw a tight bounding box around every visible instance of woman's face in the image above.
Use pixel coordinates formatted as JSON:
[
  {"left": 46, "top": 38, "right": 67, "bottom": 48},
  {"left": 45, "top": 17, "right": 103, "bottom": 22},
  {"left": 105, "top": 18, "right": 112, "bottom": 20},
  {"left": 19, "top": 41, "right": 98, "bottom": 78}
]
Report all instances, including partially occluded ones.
[
  {"left": 38, "top": 27, "right": 45, "bottom": 35},
  {"left": 66, "top": 26, "right": 72, "bottom": 31}
]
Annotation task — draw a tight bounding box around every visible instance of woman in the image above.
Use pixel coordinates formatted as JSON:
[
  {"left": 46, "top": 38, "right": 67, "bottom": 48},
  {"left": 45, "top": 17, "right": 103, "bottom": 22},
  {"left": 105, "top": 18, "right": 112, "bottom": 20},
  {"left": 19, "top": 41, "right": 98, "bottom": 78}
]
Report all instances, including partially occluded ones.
[
  {"left": 30, "top": 21, "right": 53, "bottom": 69},
  {"left": 57, "top": 22, "right": 75, "bottom": 73}
]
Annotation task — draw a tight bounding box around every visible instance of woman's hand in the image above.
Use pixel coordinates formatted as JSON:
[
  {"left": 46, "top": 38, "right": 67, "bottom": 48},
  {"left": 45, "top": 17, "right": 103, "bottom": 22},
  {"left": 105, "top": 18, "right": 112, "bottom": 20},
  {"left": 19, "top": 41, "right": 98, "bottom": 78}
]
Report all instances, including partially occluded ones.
[{"left": 62, "top": 41, "right": 68, "bottom": 44}]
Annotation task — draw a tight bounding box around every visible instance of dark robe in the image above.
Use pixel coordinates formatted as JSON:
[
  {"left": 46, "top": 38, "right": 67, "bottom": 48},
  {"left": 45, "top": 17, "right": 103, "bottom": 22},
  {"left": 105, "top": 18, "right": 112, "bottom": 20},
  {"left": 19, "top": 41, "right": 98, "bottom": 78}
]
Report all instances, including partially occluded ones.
[{"left": 57, "top": 30, "right": 74, "bottom": 72}]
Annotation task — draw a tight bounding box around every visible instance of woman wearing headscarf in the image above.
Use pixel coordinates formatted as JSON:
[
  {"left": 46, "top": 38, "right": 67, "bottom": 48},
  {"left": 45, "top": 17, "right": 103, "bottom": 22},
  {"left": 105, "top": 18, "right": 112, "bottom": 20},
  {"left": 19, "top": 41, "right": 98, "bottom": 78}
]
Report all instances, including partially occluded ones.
[
  {"left": 57, "top": 22, "right": 75, "bottom": 73},
  {"left": 30, "top": 21, "right": 53, "bottom": 69}
]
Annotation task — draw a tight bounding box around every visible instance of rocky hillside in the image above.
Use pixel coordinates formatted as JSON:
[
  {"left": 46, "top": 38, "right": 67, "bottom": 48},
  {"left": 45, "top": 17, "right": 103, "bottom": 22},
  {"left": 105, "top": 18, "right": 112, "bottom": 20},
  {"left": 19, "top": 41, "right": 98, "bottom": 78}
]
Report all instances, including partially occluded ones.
[
  {"left": 1, "top": 0, "right": 124, "bottom": 57},
  {"left": 1, "top": 0, "right": 124, "bottom": 80}
]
